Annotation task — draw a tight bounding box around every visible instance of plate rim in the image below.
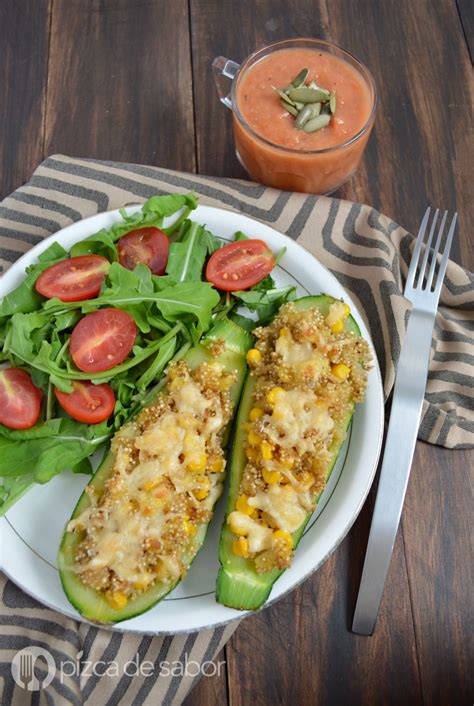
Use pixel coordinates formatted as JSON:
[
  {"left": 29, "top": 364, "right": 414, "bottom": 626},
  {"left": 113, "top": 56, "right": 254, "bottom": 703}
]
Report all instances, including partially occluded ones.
[{"left": 0, "top": 202, "right": 384, "bottom": 634}]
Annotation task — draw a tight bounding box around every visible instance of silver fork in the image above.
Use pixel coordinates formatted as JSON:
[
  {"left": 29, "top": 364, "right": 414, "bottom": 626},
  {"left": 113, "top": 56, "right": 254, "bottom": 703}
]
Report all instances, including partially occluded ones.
[{"left": 352, "top": 208, "right": 458, "bottom": 635}]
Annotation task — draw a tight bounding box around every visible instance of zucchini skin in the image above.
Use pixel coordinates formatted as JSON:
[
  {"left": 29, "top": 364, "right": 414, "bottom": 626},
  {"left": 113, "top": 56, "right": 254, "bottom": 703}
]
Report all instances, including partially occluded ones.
[
  {"left": 216, "top": 295, "right": 361, "bottom": 611},
  {"left": 58, "top": 319, "right": 252, "bottom": 624}
]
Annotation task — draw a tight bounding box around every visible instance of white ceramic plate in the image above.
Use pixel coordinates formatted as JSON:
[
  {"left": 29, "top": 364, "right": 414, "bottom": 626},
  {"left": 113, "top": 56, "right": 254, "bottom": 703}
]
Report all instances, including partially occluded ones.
[{"left": 0, "top": 205, "right": 384, "bottom": 634}]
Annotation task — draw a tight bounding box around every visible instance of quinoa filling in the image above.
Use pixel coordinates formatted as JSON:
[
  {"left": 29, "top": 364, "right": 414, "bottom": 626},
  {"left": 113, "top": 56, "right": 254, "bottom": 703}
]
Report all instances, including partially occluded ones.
[
  {"left": 67, "top": 357, "right": 236, "bottom": 610},
  {"left": 227, "top": 301, "right": 371, "bottom": 574}
]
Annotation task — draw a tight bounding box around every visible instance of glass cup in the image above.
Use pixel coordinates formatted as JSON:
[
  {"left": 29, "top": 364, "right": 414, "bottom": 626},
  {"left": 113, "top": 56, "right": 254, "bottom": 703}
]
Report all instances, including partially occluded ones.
[{"left": 213, "top": 38, "right": 378, "bottom": 195}]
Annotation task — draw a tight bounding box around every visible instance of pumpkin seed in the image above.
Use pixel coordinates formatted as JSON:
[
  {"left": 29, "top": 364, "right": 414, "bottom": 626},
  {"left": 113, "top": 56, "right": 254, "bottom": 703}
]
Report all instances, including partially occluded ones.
[
  {"left": 329, "top": 91, "right": 337, "bottom": 115},
  {"left": 294, "top": 101, "right": 304, "bottom": 111},
  {"left": 272, "top": 85, "right": 297, "bottom": 107},
  {"left": 308, "top": 80, "right": 330, "bottom": 96},
  {"left": 280, "top": 99, "right": 298, "bottom": 116},
  {"left": 295, "top": 104, "right": 314, "bottom": 129},
  {"left": 288, "top": 87, "right": 329, "bottom": 103},
  {"left": 295, "top": 103, "right": 322, "bottom": 129},
  {"left": 302, "top": 113, "right": 331, "bottom": 133},
  {"left": 290, "top": 67, "right": 309, "bottom": 89}
]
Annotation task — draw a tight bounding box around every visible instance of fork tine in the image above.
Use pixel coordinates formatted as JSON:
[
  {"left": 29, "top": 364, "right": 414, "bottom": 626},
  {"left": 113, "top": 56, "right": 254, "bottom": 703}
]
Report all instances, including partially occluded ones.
[
  {"left": 425, "top": 210, "right": 447, "bottom": 290},
  {"left": 416, "top": 209, "right": 439, "bottom": 288},
  {"left": 406, "top": 207, "right": 430, "bottom": 290},
  {"left": 433, "top": 212, "right": 457, "bottom": 294}
]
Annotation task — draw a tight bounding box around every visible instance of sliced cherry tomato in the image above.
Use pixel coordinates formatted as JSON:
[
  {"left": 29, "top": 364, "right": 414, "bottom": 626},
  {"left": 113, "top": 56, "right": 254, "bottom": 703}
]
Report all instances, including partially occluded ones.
[
  {"left": 0, "top": 368, "right": 42, "bottom": 429},
  {"left": 205, "top": 239, "right": 275, "bottom": 291},
  {"left": 35, "top": 255, "right": 110, "bottom": 302},
  {"left": 118, "top": 227, "right": 170, "bottom": 275},
  {"left": 55, "top": 380, "right": 115, "bottom": 424},
  {"left": 70, "top": 308, "right": 137, "bottom": 373}
]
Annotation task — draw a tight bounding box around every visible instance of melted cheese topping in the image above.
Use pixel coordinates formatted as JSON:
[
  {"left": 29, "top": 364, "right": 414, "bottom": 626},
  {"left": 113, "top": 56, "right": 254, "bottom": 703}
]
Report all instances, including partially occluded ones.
[
  {"left": 325, "top": 300, "right": 347, "bottom": 327},
  {"left": 228, "top": 302, "right": 371, "bottom": 574},
  {"left": 266, "top": 388, "right": 334, "bottom": 450},
  {"left": 69, "top": 359, "right": 235, "bottom": 599},
  {"left": 248, "top": 485, "right": 307, "bottom": 533}
]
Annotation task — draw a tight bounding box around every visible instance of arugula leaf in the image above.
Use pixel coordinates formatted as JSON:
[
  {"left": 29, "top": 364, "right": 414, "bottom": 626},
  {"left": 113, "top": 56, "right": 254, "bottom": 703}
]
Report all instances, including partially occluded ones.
[
  {"left": 143, "top": 193, "right": 197, "bottom": 218},
  {"left": 234, "top": 230, "right": 249, "bottom": 241},
  {"left": 0, "top": 476, "right": 35, "bottom": 516},
  {"left": 70, "top": 193, "right": 197, "bottom": 258},
  {"left": 70, "top": 229, "right": 118, "bottom": 260},
  {"left": 232, "top": 284, "right": 297, "bottom": 323},
  {"left": 202, "top": 227, "right": 224, "bottom": 254},
  {"left": 154, "top": 282, "right": 220, "bottom": 342},
  {"left": 0, "top": 418, "right": 111, "bottom": 483},
  {"left": 38, "top": 242, "right": 68, "bottom": 262},
  {"left": 229, "top": 312, "right": 257, "bottom": 332},
  {"left": 166, "top": 221, "right": 208, "bottom": 282},
  {"left": 0, "top": 243, "right": 68, "bottom": 318}
]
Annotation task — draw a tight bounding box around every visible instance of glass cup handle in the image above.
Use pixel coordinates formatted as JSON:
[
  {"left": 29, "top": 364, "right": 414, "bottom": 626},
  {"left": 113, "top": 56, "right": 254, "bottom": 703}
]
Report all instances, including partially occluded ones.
[{"left": 212, "top": 57, "right": 240, "bottom": 109}]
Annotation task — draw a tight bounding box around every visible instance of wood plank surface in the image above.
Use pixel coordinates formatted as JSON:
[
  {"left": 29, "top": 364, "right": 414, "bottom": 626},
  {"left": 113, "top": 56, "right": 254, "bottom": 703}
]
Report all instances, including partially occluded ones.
[
  {"left": 182, "top": 648, "right": 228, "bottom": 706},
  {"left": 457, "top": 0, "right": 474, "bottom": 62},
  {"left": 0, "top": 0, "right": 51, "bottom": 200},
  {"left": 45, "top": 0, "right": 195, "bottom": 171},
  {"left": 189, "top": 2, "right": 473, "bottom": 705},
  {"left": 0, "top": 1, "right": 472, "bottom": 704}
]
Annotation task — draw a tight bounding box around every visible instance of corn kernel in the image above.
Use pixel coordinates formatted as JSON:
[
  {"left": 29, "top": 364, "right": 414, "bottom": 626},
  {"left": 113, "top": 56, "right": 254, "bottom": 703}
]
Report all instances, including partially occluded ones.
[
  {"left": 266, "top": 387, "right": 285, "bottom": 405},
  {"left": 105, "top": 591, "right": 128, "bottom": 610},
  {"left": 273, "top": 529, "right": 294, "bottom": 549},
  {"left": 330, "top": 319, "right": 344, "bottom": 334},
  {"left": 195, "top": 488, "right": 209, "bottom": 500},
  {"left": 280, "top": 456, "right": 295, "bottom": 469},
  {"left": 343, "top": 303, "right": 351, "bottom": 317},
  {"left": 183, "top": 519, "right": 197, "bottom": 536},
  {"left": 279, "top": 327, "right": 289, "bottom": 337},
  {"left": 261, "top": 441, "right": 273, "bottom": 460},
  {"left": 187, "top": 453, "right": 207, "bottom": 472},
  {"left": 331, "top": 363, "right": 351, "bottom": 381},
  {"left": 246, "top": 348, "right": 262, "bottom": 366},
  {"left": 247, "top": 430, "right": 260, "bottom": 447},
  {"left": 262, "top": 468, "right": 281, "bottom": 484},
  {"left": 246, "top": 446, "right": 259, "bottom": 463},
  {"left": 232, "top": 537, "right": 249, "bottom": 558},
  {"left": 236, "top": 495, "right": 254, "bottom": 515},
  {"left": 209, "top": 457, "right": 224, "bottom": 473},
  {"left": 249, "top": 407, "right": 264, "bottom": 422}
]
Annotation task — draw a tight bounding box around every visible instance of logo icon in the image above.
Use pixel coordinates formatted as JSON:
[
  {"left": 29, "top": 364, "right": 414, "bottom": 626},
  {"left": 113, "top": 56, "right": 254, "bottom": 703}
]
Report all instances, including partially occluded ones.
[{"left": 11, "top": 647, "right": 55, "bottom": 691}]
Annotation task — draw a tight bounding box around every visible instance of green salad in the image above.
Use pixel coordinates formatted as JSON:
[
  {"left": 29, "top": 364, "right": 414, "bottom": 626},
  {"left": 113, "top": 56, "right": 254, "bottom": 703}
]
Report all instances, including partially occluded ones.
[{"left": 0, "top": 193, "right": 296, "bottom": 514}]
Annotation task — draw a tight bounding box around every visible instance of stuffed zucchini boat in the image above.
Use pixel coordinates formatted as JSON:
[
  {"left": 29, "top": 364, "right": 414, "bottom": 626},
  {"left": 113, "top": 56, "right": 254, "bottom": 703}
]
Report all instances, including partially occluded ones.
[
  {"left": 216, "top": 295, "right": 372, "bottom": 610},
  {"left": 58, "top": 319, "right": 252, "bottom": 624}
]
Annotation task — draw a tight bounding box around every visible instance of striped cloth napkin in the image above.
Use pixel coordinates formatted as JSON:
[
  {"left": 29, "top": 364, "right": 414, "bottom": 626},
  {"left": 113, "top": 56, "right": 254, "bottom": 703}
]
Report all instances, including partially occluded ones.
[{"left": 0, "top": 156, "right": 472, "bottom": 706}]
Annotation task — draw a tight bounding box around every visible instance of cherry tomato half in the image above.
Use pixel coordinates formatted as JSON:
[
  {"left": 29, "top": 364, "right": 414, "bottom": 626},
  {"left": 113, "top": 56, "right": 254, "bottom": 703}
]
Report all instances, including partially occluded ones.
[
  {"left": 0, "top": 368, "right": 42, "bottom": 429},
  {"left": 70, "top": 308, "right": 137, "bottom": 373},
  {"left": 55, "top": 380, "right": 115, "bottom": 424},
  {"left": 118, "top": 227, "right": 170, "bottom": 275},
  {"left": 205, "top": 239, "right": 275, "bottom": 291},
  {"left": 35, "top": 255, "right": 110, "bottom": 302}
]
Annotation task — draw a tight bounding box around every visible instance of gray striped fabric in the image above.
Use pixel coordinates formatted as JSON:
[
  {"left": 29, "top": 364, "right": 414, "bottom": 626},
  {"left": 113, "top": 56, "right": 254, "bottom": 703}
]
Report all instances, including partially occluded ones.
[{"left": 0, "top": 155, "right": 473, "bottom": 705}]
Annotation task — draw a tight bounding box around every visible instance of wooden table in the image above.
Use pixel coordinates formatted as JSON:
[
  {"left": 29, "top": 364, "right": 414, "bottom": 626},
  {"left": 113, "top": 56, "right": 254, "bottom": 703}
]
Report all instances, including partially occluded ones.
[{"left": 1, "top": 2, "right": 472, "bottom": 705}]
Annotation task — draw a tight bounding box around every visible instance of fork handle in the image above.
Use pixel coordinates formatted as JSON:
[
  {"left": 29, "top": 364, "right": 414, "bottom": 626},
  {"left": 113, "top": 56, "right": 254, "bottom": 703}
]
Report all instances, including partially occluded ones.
[{"left": 352, "top": 308, "right": 435, "bottom": 635}]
